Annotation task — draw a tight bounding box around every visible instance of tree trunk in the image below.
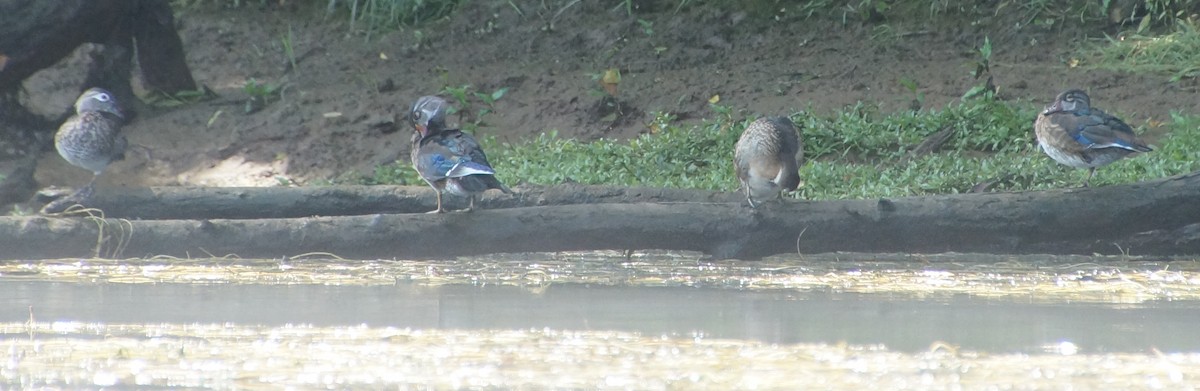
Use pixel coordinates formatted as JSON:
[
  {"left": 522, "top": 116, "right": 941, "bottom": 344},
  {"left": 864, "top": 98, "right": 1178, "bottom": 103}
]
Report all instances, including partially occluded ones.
[
  {"left": 7, "top": 173, "right": 1200, "bottom": 260},
  {"left": 134, "top": 0, "right": 198, "bottom": 94},
  {"left": 0, "top": 1, "right": 131, "bottom": 91},
  {"left": 0, "top": 0, "right": 197, "bottom": 124}
]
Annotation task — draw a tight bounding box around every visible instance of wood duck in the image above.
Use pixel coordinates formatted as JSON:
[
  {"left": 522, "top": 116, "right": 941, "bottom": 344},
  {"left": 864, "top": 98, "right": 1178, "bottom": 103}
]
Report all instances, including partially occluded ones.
[
  {"left": 1034, "top": 89, "right": 1152, "bottom": 187},
  {"left": 54, "top": 87, "right": 127, "bottom": 195},
  {"left": 734, "top": 116, "right": 803, "bottom": 208},
  {"left": 409, "top": 95, "right": 513, "bottom": 213}
]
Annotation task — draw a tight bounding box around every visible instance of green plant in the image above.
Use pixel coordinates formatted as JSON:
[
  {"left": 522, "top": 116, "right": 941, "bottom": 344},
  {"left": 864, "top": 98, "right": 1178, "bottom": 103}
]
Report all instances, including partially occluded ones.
[
  {"left": 637, "top": 19, "right": 654, "bottom": 37},
  {"left": 869, "top": 24, "right": 897, "bottom": 45},
  {"left": 707, "top": 96, "right": 738, "bottom": 131},
  {"left": 281, "top": 24, "right": 298, "bottom": 71},
  {"left": 973, "top": 36, "right": 992, "bottom": 78},
  {"left": 336, "top": 0, "right": 465, "bottom": 34},
  {"left": 1132, "top": 0, "right": 1200, "bottom": 26},
  {"left": 242, "top": 78, "right": 284, "bottom": 114},
  {"left": 440, "top": 84, "right": 471, "bottom": 115},
  {"left": 899, "top": 78, "right": 924, "bottom": 110},
  {"left": 436, "top": 84, "right": 509, "bottom": 131},
  {"left": 614, "top": 0, "right": 633, "bottom": 16},
  {"left": 846, "top": 0, "right": 891, "bottom": 22},
  {"left": 962, "top": 36, "right": 994, "bottom": 100},
  {"left": 474, "top": 87, "right": 509, "bottom": 118},
  {"left": 646, "top": 110, "right": 678, "bottom": 134}
]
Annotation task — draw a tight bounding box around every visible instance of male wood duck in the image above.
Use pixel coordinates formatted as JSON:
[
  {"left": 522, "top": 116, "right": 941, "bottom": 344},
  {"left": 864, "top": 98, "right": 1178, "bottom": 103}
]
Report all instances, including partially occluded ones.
[
  {"left": 409, "top": 95, "right": 513, "bottom": 213},
  {"left": 1034, "top": 89, "right": 1152, "bottom": 187},
  {"left": 54, "top": 87, "right": 127, "bottom": 195},
  {"left": 734, "top": 116, "right": 803, "bottom": 208}
]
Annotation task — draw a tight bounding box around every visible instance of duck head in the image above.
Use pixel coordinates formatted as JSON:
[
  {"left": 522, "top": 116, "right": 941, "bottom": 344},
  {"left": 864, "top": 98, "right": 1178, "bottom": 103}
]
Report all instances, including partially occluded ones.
[
  {"left": 1044, "top": 89, "right": 1091, "bottom": 115},
  {"left": 409, "top": 95, "right": 449, "bottom": 138},
  {"left": 74, "top": 88, "right": 124, "bottom": 119}
]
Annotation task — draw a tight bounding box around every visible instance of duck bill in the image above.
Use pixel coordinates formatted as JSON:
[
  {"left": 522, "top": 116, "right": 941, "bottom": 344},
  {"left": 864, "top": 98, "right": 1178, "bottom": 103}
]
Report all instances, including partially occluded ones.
[{"left": 1043, "top": 101, "right": 1063, "bottom": 115}]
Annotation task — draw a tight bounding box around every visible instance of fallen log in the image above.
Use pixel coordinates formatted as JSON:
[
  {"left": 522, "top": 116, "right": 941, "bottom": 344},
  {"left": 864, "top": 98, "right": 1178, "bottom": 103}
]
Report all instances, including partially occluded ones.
[
  {"left": 6, "top": 172, "right": 1200, "bottom": 260},
  {"left": 80, "top": 183, "right": 743, "bottom": 219}
]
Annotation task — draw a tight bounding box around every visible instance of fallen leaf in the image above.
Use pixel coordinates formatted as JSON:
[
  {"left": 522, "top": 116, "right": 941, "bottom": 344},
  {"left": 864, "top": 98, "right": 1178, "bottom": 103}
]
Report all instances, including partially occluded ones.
[
  {"left": 206, "top": 110, "right": 224, "bottom": 128},
  {"left": 600, "top": 68, "right": 621, "bottom": 96},
  {"left": 601, "top": 68, "right": 621, "bottom": 85}
]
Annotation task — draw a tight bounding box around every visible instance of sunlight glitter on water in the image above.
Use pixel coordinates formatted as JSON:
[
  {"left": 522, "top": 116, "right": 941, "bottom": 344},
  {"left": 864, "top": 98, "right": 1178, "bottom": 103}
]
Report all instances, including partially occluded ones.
[
  {"left": 3, "top": 323, "right": 1199, "bottom": 390},
  {"left": 3, "top": 251, "right": 1199, "bottom": 303},
  {"left": 2, "top": 252, "right": 1200, "bottom": 388}
]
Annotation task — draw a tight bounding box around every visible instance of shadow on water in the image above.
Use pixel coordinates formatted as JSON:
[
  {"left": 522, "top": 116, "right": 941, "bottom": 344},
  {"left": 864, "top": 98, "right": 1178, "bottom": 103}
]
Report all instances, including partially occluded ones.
[{"left": 4, "top": 281, "right": 1200, "bottom": 354}]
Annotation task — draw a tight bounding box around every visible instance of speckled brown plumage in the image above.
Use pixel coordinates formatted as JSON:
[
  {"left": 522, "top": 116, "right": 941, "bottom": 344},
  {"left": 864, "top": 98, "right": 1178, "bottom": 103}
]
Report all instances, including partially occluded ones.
[
  {"left": 55, "top": 88, "right": 127, "bottom": 181},
  {"left": 734, "top": 116, "right": 803, "bottom": 208},
  {"left": 42, "top": 88, "right": 127, "bottom": 213}
]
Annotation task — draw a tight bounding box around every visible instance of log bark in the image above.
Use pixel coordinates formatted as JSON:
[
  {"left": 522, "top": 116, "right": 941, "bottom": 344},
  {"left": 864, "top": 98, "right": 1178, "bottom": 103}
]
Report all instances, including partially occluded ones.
[
  {"left": 6, "top": 173, "right": 1200, "bottom": 260},
  {"left": 81, "top": 184, "right": 740, "bottom": 219}
]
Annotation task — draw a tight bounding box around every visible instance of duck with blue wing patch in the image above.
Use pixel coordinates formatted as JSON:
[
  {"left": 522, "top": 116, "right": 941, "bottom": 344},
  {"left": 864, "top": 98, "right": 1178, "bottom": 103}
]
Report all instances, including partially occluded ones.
[
  {"left": 1034, "top": 89, "right": 1153, "bottom": 187},
  {"left": 409, "top": 95, "right": 513, "bottom": 213}
]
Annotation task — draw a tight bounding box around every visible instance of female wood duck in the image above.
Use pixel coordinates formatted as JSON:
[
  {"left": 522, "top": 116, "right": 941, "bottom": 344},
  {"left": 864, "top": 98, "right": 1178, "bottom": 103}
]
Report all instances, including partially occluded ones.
[
  {"left": 55, "top": 87, "right": 127, "bottom": 195},
  {"left": 734, "top": 116, "right": 803, "bottom": 208},
  {"left": 409, "top": 95, "right": 513, "bottom": 213},
  {"left": 1034, "top": 89, "right": 1152, "bottom": 187}
]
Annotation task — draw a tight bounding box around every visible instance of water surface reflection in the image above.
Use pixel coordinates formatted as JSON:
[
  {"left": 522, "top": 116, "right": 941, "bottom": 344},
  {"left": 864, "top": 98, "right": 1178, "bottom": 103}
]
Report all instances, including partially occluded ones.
[{"left": 4, "top": 281, "right": 1198, "bottom": 353}]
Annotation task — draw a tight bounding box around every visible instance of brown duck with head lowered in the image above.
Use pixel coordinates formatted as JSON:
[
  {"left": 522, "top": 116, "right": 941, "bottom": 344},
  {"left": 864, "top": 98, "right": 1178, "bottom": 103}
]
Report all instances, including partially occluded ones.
[{"left": 734, "top": 116, "right": 803, "bottom": 208}]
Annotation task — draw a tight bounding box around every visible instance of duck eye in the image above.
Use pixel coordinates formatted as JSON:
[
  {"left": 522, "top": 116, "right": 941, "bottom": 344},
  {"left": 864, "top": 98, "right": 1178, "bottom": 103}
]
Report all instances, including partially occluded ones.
[
  {"left": 413, "top": 111, "right": 423, "bottom": 120},
  {"left": 95, "top": 93, "right": 111, "bottom": 102}
]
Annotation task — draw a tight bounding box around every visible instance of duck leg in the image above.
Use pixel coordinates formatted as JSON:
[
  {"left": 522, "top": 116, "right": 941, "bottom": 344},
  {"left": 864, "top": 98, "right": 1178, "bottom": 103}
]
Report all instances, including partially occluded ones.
[
  {"left": 743, "top": 185, "right": 758, "bottom": 209},
  {"left": 1082, "top": 168, "right": 1097, "bottom": 188},
  {"left": 427, "top": 190, "right": 447, "bottom": 214},
  {"left": 458, "top": 194, "right": 478, "bottom": 213}
]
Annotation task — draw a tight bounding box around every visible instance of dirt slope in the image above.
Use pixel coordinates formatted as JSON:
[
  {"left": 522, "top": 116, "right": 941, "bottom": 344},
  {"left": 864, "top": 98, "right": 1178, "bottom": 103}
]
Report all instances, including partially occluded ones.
[{"left": 20, "top": 1, "right": 1199, "bottom": 193}]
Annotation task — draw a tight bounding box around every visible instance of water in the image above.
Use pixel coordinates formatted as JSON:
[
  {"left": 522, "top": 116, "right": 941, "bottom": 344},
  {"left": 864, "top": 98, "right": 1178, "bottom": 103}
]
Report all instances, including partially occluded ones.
[{"left": 5, "top": 281, "right": 1199, "bottom": 354}]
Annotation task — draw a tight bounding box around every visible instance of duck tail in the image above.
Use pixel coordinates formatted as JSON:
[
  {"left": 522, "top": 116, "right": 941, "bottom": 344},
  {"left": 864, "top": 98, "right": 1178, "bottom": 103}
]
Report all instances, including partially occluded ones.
[{"left": 446, "top": 161, "right": 496, "bottom": 178}]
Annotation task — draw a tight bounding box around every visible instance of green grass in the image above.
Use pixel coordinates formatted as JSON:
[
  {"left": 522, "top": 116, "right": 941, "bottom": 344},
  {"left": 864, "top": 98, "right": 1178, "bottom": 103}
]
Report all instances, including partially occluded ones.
[
  {"left": 1079, "top": 19, "right": 1200, "bottom": 81},
  {"left": 359, "top": 95, "right": 1200, "bottom": 200},
  {"left": 177, "top": 1, "right": 1195, "bottom": 31},
  {"left": 172, "top": 0, "right": 466, "bottom": 32},
  {"left": 339, "top": 0, "right": 464, "bottom": 32}
]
